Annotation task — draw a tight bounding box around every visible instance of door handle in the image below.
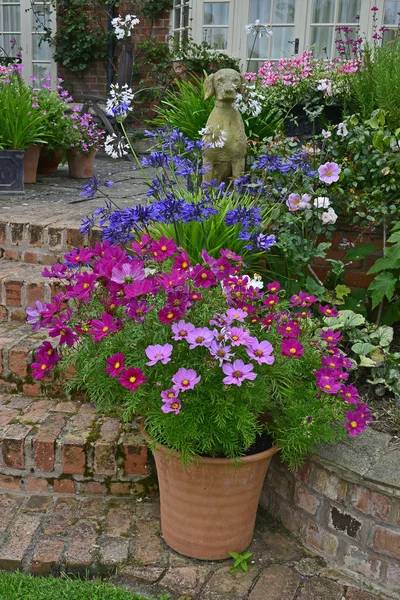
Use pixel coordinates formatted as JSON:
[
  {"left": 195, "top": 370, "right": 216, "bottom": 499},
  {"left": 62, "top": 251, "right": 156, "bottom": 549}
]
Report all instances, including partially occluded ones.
[{"left": 288, "top": 38, "right": 299, "bottom": 54}]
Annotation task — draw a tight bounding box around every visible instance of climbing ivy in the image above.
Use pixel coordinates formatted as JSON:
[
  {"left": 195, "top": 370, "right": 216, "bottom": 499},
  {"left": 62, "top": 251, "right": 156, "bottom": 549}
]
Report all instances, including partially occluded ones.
[{"left": 141, "top": 0, "right": 174, "bottom": 20}]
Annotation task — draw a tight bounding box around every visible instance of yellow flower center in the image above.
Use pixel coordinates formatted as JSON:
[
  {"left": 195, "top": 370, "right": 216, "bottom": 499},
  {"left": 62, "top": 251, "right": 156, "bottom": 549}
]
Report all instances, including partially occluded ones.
[
  {"left": 219, "top": 265, "right": 225, "bottom": 271},
  {"left": 136, "top": 309, "right": 143, "bottom": 316},
  {"left": 103, "top": 326, "right": 109, "bottom": 333},
  {"left": 83, "top": 283, "right": 90, "bottom": 289},
  {"left": 346, "top": 393, "right": 351, "bottom": 398},
  {"left": 153, "top": 251, "right": 158, "bottom": 257},
  {"left": 327, "top": 309, "right": 332, "bottom": 314},
  {"left": 329, "top": 362, "right": 335, "bottom": 368},
  {"left": 234, "top": 370, "right": 242, "bottom": 377},
  {"left": 129, "top": 376, "right": 136, "bottom": 383},
  {"left": 110, "top": 304, "right": 115, "bottom": 310},
  {"left": 286, "top": 327, "right": 292, "bottom": 332},
  {"left": 327, "top": 336, "right": 333, "bottom": 342},
  {"left": 114, "top": 362, "right": 120, "bottom": 369},
  {"left": 326, "top": 169, "right": 332, "bottom": 177},
  {"left": 60, "top": 329, "right": 66, "bottom": 336},
  {"left": 232, "top": 335, "right": 239, "bottom": 341},
  {"left": 201, "top": 273, "right": 207, "bottom": 279},
  {"left": 195, "top": 336, "right": 204, "bottom": 343},
  {"left": 269, "top": 300, "right": 275, "bottom": 305},
  {"left": 350, "top": 421, "right": 357, "bottom": 428},
  {"left": 168, "top": 392, "right": 174, "bottom": 398},
  {"left": 41, "top": 364, "right": 47, "bottom": 370},
  {"left": 289, "top": 348, "right": 296, "bottom": 354},
  {"left": 182, "top": 261, "right": 188, "bottom": 268},
  {"left": 192, "top": 295, "right": 198, "bottom": 300},
  {"left": 182, "top": 379, "right": 189, "bottom": 386},
  {"left": 255, "top": 350, "right": 263, "bottom": 356},
  {"left": 325, "top": 384, "right": 331, "bottom": 390},
  {"left": 161, "top": 245, "right": 167, "bottom": 251},
  {"left": 47, "top": 349, "right": 53, "bottom": 355},
  {"left": 171, "top": 402, "right": 179, "bottom": 409},
  {"left": 167, "top": 312, "right": 174, "bottom": 319},
  {"left": 243, "top": 307, "right": 248, "bottom": 312},
  {"left": 217, "top": 350, "right": 225, "bottom": 357}
]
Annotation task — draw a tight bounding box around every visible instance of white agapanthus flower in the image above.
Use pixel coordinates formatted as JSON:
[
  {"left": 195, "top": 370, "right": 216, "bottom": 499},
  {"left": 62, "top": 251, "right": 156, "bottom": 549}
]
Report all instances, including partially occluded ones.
[
  {"left": 104, "top": 134, "right": 130, "bottom": 159},
  {"left": 245, "top": 19, "right": 273, "bottom": 38},
  {"left": 199, "top": 126, "right": 227, "bottom": 148},
  {"left": 336, "top": 122, "right": 349, "bottom": 137},
  {"left": 314, "top": 196, "right": 330, "bottom": 209},
  {"left": 106, "top": 83, "right": 134, "bottom": 121},
  {"left": 320, "top": 207, "right": 338, "bottom": 225},
  {"left": 233, "top": 88, "right": 263, "bottom": 117},
  {"left": 112, "top": 14, "right": 140, "bottom": 40}
]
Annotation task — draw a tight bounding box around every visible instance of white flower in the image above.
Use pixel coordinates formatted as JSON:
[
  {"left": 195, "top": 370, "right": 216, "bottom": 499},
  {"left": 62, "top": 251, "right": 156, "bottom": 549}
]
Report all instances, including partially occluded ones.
[
  {"left": 320, "top": 207, "right": 338, "bottom": 225},
  {"left": 299, "top": 193, "right": 312, "bottom": 209},
  {"left": 321, "top": 129, "right": 331, "bottom": 139},
  {"left": 245, "top": 20, "right": 273, "bottom": 37},
  {"left": 336, "top": 122, "right": 349, "bottom": 138},
  {"left": 233, "top": 88, "right": 263, "bottom": 117},
  {"left": 112, "top": 14, "right": 140, "bottom": 40},
  {"left": 247, "top": 273, "right": 264, "bottom": 290},
  {"left": 199, "top": 125, "right": 227, "bottom": 148},
  {"left": 104, "top": 134, "right": 129, "bottom": 159},
  {"left": 314, "top": 196, "right": 330, "bottom": 209},
  {"left": 317, "top": 79, "right": 332, "bottom": 97}
]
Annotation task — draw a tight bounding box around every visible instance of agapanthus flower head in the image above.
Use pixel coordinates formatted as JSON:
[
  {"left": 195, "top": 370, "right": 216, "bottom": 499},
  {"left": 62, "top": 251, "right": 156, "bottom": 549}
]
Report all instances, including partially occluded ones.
[
  {"left": 281, "top": 338, "right": 304, "bottom": 358},
  {"left": 105, "top": 353, "right": 125, "bottom": 377},
  {"left": 222, "top": 359, "right": 257, "bottom": 386},
  {"left": 119, "top": 367, "right": 146, "bottom": 391},
  {"left": 145, "top": 344, "right": 173, "bottom": 366},
  {"left": 172, "top": 368, "right": 201, "bottom": 391},
  {"left": 318, "top": 162, "right": 341, "bottom": 184}
]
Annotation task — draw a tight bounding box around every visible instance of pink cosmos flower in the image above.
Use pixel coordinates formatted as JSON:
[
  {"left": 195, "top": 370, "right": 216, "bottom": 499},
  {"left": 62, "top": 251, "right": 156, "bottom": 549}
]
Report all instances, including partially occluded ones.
[
  {"left": 186, "top": 327, "right": 214, "bottom": 349},
  {"left": 226, "top": 308, "right": 248, "bottom": 323},
  {"left": 267, "top": 281, "right": 281, "bottom": 293},
  {"left": 210, "top": 258, "right": 235, "bottom": 280},
  {"left": 49, "top": 320, "right": 78, "bottom": 346},
  {"left": 321, "top": 328, "right": 342, "bottom": 345},
  {"left": 321, "top": 355, "right": 345, "bottom": 369},
  {"left": 90, "top": 313, "right": 117, "bottom": 342},
  {"left": 262, "top": 314, "right": 275, "bottom": 328},
  {"left": 318, "top": 162, "right": 341, "bottom": 184},
  {"left": 158, "top": 306, "right": 181, "bottom": 324},
  {"left": 277, "top": 320, "right": 301, "bottom": 337},
  {"left": 281, "top": 339, "right": 304, "bottom": 358},
  {"left": 157, "top": 270, "right": 188, "bottom": 290},
  {"left": 161, "top": 398, "right": 182, "bottom": 414},
  {"left": 68, "top": 272, "right": 97, "bottom": 302},
  {"left": 226, "top": 327, "right": 252, "bottom": 346},
  {"left": 131, "top": 234, "right": 152, "bottom": 256},
  {"left": 119, "top": 367, "right": 146, "bottom": 391},
  {"left": 340, "top": 384, "right": 359, "bottom": 404},
  {"left": 318, "top": 377, "right": 342, "bottom": 395},
  {"left": 105, "top": 353, "right": 125, "bottom": 377},
  {"left": 191, "top": 264, "right": 217, "bottom": 289},
  {"left": 220, "top": 248, "right": 242, "bottom": 262},
  {"left": 222, "top": 359, "right": 257, "bottom": 386},
  {"left": 145, "top": 344, "right": 173, "bottom": 366},
  {"left": 345, "top": 408, "right": 371, "bottom": 436},
  {"left": 26, "top": 300, "right": 47, "bottom": 331},
  {"left": 161, "top": 388, "right": 179, "bottom": 403},
  {"left": 172, "top": 368, "right": 201, "bottom": 391},
  {"left": 125, "top": 299, "right": 153, "bottom": 321},
  {"left": 31, "top": 352, "right": 53, "bottom": 380},
  {"left": 36, "top": 341, "right": 60, "bottom": 367},
  {"left": 150, "top": 237, "right": 177, "bottom": 262},
  {"left": 64, "top": 247, "right": 94, "bottom": 265},
  {"left": 171, "top": 320, "right": 195, "bottom": 341},
  {"left": 319, "top": 305, "right": 339, "bottom": 318},
  {"left": 286, "top": 193, "right": 303, "bottom": 211},
  {"left": 173, "top": 251, "right": 191, "bottom": 272},
  {"left": 111, "top": 261, "right": 145, "bottom": 285},
  {"left": 263, "top": 294, "right": 279, "bottom": 309},
  {"left": 166, "top": 287, "right": 191, "bottom": 313},
  {"left": 124, "top": 279, "right": 157, "bottom": 298},
  {"left": 209, "top": 341, "right": 233, "bottom": 366},
  {"left": 246, "top": 340, "right": 274, "bottom": 365}
]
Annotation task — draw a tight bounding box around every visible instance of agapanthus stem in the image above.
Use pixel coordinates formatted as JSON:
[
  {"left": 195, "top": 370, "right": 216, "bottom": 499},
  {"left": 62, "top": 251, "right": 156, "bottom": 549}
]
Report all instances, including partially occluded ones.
[{"left": 120, "top": 121, "right": 151, "bottom": 185}]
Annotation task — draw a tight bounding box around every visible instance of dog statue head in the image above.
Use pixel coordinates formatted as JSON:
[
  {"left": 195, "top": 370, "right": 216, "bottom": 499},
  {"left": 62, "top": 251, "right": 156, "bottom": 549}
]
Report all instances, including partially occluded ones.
[{"left": 204, "top": 68, "right": 248, "bottom": 102}]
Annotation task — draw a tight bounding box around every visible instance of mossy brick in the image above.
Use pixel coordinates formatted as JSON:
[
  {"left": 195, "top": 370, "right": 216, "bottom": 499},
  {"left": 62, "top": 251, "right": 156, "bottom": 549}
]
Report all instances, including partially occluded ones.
[
  {"left": 122, "top": 431, "right": 148, "bottom": 475},
  {"left": 43, "top": 497, "right": 79, "bottom": 535},
  {"left": 31, "top": 413, "right": 66, "bottom": 471},
  {"left": 1, "top": 424, "right": 32, "bottom": 469},
  {"left": 28, "top": 224, "right": 44, "bottom": 247},
  {"left": 31, "top": 538, "right": 65, "bottom": 575},
  {"left": 9, "top": 223, "right": 25, "bottom": 245}
]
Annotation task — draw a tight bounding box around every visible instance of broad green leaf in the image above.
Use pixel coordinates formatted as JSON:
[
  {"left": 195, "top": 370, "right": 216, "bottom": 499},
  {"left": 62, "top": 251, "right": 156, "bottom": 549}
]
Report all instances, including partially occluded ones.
[
  {"left": 351, "top": 342, "right": 376, "bottom": 356},
  {"left": 345, "top": 244, "right": 377, "bottom": 261},
  {"left": 370, "top": 347, "right": 385, "bottom": 365},
  {"left": 338, "top": 310, "right": 366, "bottom": 328},
  {"left": 335, "top": 284, "right": 351, "bottom": 300},
  {"left": 367, "top": 257, "right": 398, "bottom": 274},
  {"left": 359, "top": 355, "right": 378, "bottom": 367},
  {"left": 387, "top": 231, "right": 400, "bottom": 244},
  {"left": 368, "top": 272, "right": 397, "bottom": 309},
  {"left": 370, "top": 326, "right": 394, "bottom": 347}
]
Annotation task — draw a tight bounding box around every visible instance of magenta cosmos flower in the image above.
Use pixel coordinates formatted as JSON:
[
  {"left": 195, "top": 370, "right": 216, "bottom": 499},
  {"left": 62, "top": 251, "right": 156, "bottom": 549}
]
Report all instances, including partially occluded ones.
[
  {"left": 90, "top": 313, "right": 117, "bottom": 342},
  {"left": 345, "top": 408, "right": 371, "bottom": 436},
  {"left": 171, "top": 320, "right": 195, "bottom": 341},
  {"left": 172, "top": 368, "right": 201, "bottom": 391},
  {"left": 340, "top": 384, "right": 359, "bottom": 404},
  {"left": 281, "top": 338, "right": 304, "bottom": 358},
  {"left": 246, "top": 340, "right": 274, "bottom": 365},
  {"left": 191, "top": 264, "right": 217, "bottom": 289},
  {"left": 267, "top": 281, "right": 280, "bottom": 293},
  {"left": 321, "top": 328, "right": 342, "bottom": 345},
  {"left": 277, "top": 320, "right": 300, "bottom": 337},
  {"left": 31, "top": 351, "right": 55, "bottom": 380},
  {"left": 111, "top": 261, "right": 145, "bottom": 285},
  {"left": 105, "top": 352, "right": 125, "bottom": 377},
  {"left": 150, "top": 237, "right": 177, "bottom": 262},
  {"left": 145, "top": 343, "right": 173, "bottom": 366},
  {"left": 222, "top": 359, "right": 257, "bottom": 386},
  {"left": 158, "top": 306, "right": 181, "bottom": 324},
  {"left": 318, "top": 162, "right": 341, "bottom": 184},
  {"left": 119, "top": 367, "right": 146, "bottom": 391}
]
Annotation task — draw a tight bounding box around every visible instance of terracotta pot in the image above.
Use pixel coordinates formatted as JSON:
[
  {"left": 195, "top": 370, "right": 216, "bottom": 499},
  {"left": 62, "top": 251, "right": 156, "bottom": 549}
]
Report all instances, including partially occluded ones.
[
  {"left": 67, "top": 149, "right": 96, "bottom": 179},
  {"left": 24, "top": 145, "right": 41, "bottom": 184},
  {"left": 142, "top": 424, "right": 279, "bottom": 560},
  {"left": 37, "top": 149, "right": 64, "bottom": 174}
]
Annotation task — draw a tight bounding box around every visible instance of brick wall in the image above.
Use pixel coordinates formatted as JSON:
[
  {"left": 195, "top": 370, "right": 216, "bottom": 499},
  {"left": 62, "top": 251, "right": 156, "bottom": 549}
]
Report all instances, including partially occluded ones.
[{"left": 260, "top": 437, "right": 400, "bottom": 598}]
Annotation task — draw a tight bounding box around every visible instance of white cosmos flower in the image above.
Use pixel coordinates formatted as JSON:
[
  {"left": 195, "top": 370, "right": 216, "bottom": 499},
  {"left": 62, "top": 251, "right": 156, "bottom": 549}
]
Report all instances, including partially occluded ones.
[{"left": 336, "top": 122, "right": 349, "bottom": 137}]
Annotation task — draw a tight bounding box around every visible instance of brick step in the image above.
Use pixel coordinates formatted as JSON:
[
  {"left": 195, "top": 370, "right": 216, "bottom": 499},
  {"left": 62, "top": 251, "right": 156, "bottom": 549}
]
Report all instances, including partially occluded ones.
[
  {"left": 0, "top": 394, "right": 149, "bottom": 497},
  {"left": 0, "top": 259, "right": 59, "bottom": 322},
  {"left": 0, "top": 218, "right": 101, "bottom": 266}
]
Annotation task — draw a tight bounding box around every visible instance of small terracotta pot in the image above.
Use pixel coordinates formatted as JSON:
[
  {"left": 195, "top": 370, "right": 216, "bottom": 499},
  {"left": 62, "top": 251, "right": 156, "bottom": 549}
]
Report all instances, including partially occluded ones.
[
  {"left": 37, "top": 149, "right": 64, "bottom": 174},
  {"left": 67, "top": 149, "right": 96, "bottom": 179},
  {"left": 24, "top": 145, "right": 42, "bottom": 183},
  {"left": 142, "top": 424, "right": 279, "bottom": 560}
]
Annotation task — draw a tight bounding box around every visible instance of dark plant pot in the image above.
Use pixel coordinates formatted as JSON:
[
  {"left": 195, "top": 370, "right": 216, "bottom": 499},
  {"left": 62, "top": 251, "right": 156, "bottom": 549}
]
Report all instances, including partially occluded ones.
[
  {"left": 0, "top": 150, "right": 24, "bottom": 195},
  {"left": 37, "top": 149, "right": 64, "bottom": 174},
  {"left": 284, "top": 104, "right": 318, "bottom": 139}
]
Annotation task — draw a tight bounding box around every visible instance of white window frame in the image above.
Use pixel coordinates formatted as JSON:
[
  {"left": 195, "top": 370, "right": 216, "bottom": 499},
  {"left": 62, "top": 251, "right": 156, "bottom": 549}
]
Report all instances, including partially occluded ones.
[{"left": 191, "top": 0, "right": 236, "bottom": 56}]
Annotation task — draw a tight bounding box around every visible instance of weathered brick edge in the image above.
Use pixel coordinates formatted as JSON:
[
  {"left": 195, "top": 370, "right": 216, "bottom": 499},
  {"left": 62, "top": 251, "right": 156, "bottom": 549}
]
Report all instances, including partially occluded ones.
[
  {"left": 260, "top": 450, "right": 400, "bottom": 597},
  {"left": 0, "top": 398, "right": 149, "bottom": 497}
]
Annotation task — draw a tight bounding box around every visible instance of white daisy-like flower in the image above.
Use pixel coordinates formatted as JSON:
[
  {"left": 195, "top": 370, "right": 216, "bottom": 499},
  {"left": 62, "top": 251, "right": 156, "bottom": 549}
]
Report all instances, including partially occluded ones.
[
  {"left": 336, "top": 122, "right": 349, "bottom": 138},
  {"left": 314, "top": 196, "right": 331, "bottom": 209},
  {"left": 199, "top": 126, "right": 228, "bottom": 148},
  {"left": 104, "top": 134, "right": 129, "bottom": 159},
  {"left": 320, "top": 207, "right": 338, "bottom": 225}
]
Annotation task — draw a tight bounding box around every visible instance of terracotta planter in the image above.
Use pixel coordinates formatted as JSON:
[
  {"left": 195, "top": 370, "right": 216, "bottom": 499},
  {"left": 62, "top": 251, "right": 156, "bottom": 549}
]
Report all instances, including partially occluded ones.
[
  {"left": 24, "top": 145, "right": 41, "bottom": 184},
  {"left": 142, "top": 425, "right": 279, "bottom": 560},
  {"left": 67, "top": 149, "right": 96, "bottom": 179},
  {"left": 37, "top": 149, "right": 64, "bottom": 174}
]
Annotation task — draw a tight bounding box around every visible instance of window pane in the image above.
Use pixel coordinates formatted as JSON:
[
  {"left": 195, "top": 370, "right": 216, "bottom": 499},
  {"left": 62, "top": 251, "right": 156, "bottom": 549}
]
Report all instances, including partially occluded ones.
[
  {"left": 33, "top": 62, "right": 51, "bottom": 85},
  {"left": 33, "top": 34, "right": 51, "bottom": 60},
  {"left": 248, "top": 30, "right": 270, "bottom": 58},
  {"left": 3, "top": 5, "right": 20, "bottom": 31},
  {"left": 248, "top": 59, "right": 264, "bottom": 73},
  {"left": 273, "top": 0, "right": 295, "bottom": 24},
  {"left": 203, "top": 27, "right": 228, "bottom": 48},
  {"left": 384, "top": 1, "right": 400, "bottom": 25},
  {"left": 310, "top": 26, "right": 333, "bottom": 57},
  {"left": 271, "top": 25, "right": 295, "bottom": 58},
  {"left": 383, "top": 28, "right": 399, "bottom": 42},
  {"left": 337, "top": 0, "right": 360, "bottom": 23},
  {"left": 183, "top": 5, "right": 189, "bottom": 27},
  {"left": 312, "top": 0, "right": 335, "bottom": 23},
  {"left": 203, "top": 3, "right": 229, "bottom": 25},
  {"left": 1, "top": 34, "right": 21, "bottom": 56},
  {"left": 31, "top": 4, "right": 51, "bottom": 30},
  {"left": 174, "top": 7, "right": 181, "bottom": 28},
  {"left": 249, "top": 0, "right": 272, "bottom": 23}
]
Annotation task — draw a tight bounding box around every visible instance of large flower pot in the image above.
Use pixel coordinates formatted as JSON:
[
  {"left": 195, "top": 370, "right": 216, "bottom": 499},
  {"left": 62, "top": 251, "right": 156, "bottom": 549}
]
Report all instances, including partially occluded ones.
[
  {"left": 0, "top": 150, "right": 24, "bottom": 195},
  {"left": 37, "top": 149, "right": 64, "bottom": 174},
  {"left": 67, "top": 149, "right": 96, "bottom": 179},
  {"left": 24, "top": 145, "right": 41, "bottom": 184},
  {"left": 142, "top": 425, "right": 279, "bottom": 560}
]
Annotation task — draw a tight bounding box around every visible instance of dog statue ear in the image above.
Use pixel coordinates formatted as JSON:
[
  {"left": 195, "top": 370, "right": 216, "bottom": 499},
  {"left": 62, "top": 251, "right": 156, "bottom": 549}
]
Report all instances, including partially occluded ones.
[
  {"left": 240, "top": 75, "right": 250, "bottom": 94},
  {"left": 204, "top": 74, "right": 215, "bottom": 100}
]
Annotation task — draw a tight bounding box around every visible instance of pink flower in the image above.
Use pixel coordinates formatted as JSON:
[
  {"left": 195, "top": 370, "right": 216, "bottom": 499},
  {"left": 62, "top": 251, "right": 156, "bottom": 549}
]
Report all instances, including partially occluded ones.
[
  {"left": 319, "top": 305, "right": 339, "bottom": 318},
  {"left": 173, "top": 251, "right": 191, "bottom": 271},
  {"left": 124, "top": 279, "right": 157, "bottom": 298},
  {"left": 263, "top": 294, "right": 279, "bottom": 309},
  {"left": 36, "top": 341, "right": 60, "bottom": 367},
  {"left": 318, "top": 162, "right": 341, "bottom": 184},
  {"left": 226, "top": 308, "right": 248, "bottom": 323},
  {"left": 186, "top": 327, "right": 214, "bottom": 349},
  {"left": 318, "top": 377, "right": 342, "bottom": 395},
  {"left": 209, "top": 341, "right": 233, "bottom": 365},
  {"left": 105, "top": 353, "right": 125, "bottom": 377},
  {"left": 226, "top": 327, "right": 252, "bottom": 346},
  {"left": 267, "top": 281, "right": 280, "bottom": 293},
  {"left": 161, "top": 398, "right": 182, "bottom": 414},
  {"left": 111, "top": 261, "right": 145, "bottom": 285},
  {"left": 321, "top": 328, "right": 342, "bottom": 345},
  {"left": 340, "top": 384, "right": 359, "bottom": 404},
  {"left": 125, "top": 299, "right": 153, "bottom": 321},
  {"left": 64, "top": 247, "right": 94, "bottom": 265},
  {"left": 277, "top": 320, "right": 301, "bottom": 337},
  {"left": 172, "top": 368, "right": 201, "bottom": 391},
  {"left": 49, "top": 320, "right": 77, "bottom": 346},
  {"left": 119, "top": 367, "right": 146, "bottom": 391},
  {"left": 321, "top": 355, "right": 345, "bottom": 369},
  {"left": 345, "top": 408, "right": 371, "bottom": 436},
  {"left": 171, "top": 320, "right": 195, "bottom": 341},
  {"left": 246, "top": 340, "right": 274, "bottom": 365},
  {"left": 158, "top": 306, "right": 181, "bottom": 324},
  {"left": 31, "top": 352, "right": 54, "bottom": 380},
  {"left": 90, "top": 313, "right": 117, "bottom": 342},
  {"left": 150, "top": 237, "right": 177, "bottom": 262},
  {"left": 145, "top": 344, "right": 173, "bottom": 366},
  {"left": 281, "top": 339, "right": 304, "bottom": 358},
  {"left": 210, "top": 258, "right": 235, "bottom": 280},
  {"left": 191, "top": 264, "right": 217, "bottom": 289},
  {"left": 220, "top": 248, "right": 242, "bottom": 262},
  {"left": 222, "top": 359, "right": 257, "bottom": 386},
  {"left": 161, "top": 388, "right": 179, "bottom": 403}
]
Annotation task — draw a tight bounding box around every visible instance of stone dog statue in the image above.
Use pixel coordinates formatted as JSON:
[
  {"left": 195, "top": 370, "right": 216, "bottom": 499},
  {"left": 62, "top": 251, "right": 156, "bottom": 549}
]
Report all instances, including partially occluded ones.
[{"left": 201, "top": 69, "right": 248, "bottom": 183}]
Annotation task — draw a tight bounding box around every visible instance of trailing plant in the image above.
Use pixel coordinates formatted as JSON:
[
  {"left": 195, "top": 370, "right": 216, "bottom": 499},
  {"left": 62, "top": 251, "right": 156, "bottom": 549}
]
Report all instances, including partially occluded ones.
[
  {"left": 140, "top": 0, "right": 174, "bottom": 20},
  {"left": 171, "top": 38, "right": 240, "bottom": 76}
]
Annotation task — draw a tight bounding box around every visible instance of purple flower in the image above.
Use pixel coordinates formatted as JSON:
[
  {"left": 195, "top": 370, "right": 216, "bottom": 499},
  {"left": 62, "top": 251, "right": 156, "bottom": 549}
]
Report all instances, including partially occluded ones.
[
  {"left": 111, "top": 261, "right": 145, "bottom": 285},
  {"left": 161, "top": 388, "right": 179, "bottom": 403},
  {"left": 318, "top": 377, "right": 342, "bottom": 395},
  {"left": 186, "top": 327, "right": 214, "bottom": 349},
  {"left": 161, "top": 397, "right": 182, "bottom": 414},
  {"left": 318, "top": 162, "right": 341, "bottom": 184},
  {"left": 246, "top": 340, "right": 274, "bottom": 365},
  {"left": 171, "top": 320, "right": 195, "bottom": 341},
  {"left": 209, "top": 340, "right": 233, "bottom": 366},
  {"left": 345, "top": 408, "right": 371, "bottom": 436},
  {"left": 105, "top": 353, "right": 125, "bottom": 377},
  {"left": 226, "top": 327, "right": 252, "bottom": 346},
  {"left": 31, "top": 352, "right": 53, "bottom": 380},
  {"left": 145, "top": 343, "right": 173, "bottom": 366},
  {"left": 340, "top": 384, "right": 359, "bottom": 404},
  {"left": 281, "top": 339, "right": 304, "bottom": 358},
  {"left": 226, "top": 308, "right": 248, "bottom": 323},
  {"left": 49, "top": 320, "right": 77, "bottom": 346},
  {"left": 172, "top": 368, "right": 201, "bottom": 391},
  {"left": 90, "top": 313, "right": 117, "bottom": 342},
  {"left": 321, "top": 328, "right": 342, "bottom": 345},
  {"left": 26, "top": 301, "right": 46, "bottom": 331},
  {"left": 222, "top": 359, "right": 257, "bottom": 386}
]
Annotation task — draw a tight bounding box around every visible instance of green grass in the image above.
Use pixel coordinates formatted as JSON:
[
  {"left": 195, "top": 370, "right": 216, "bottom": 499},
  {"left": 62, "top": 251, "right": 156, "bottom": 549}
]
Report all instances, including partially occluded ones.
[{"left": 0, "top": 572, "right": 152, "bottom": 600}]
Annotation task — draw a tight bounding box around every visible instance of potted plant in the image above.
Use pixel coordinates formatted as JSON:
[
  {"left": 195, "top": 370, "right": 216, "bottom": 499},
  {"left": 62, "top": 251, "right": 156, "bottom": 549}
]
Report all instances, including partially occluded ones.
[
  {"left": 66, "top": 108, "right": 104, "bottom": 178},
  {"left": 27, "top": 237, "right": 368, "bottom": 560},
  {"left": 0, "top": 64, "right": 47, "bottom": 189}
]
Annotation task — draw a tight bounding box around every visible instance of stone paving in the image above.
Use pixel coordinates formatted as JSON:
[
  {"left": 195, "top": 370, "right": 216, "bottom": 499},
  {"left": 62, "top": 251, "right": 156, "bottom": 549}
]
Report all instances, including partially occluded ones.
[{"left": 0, "top": 489, "right": 391, "bottom": 600}]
